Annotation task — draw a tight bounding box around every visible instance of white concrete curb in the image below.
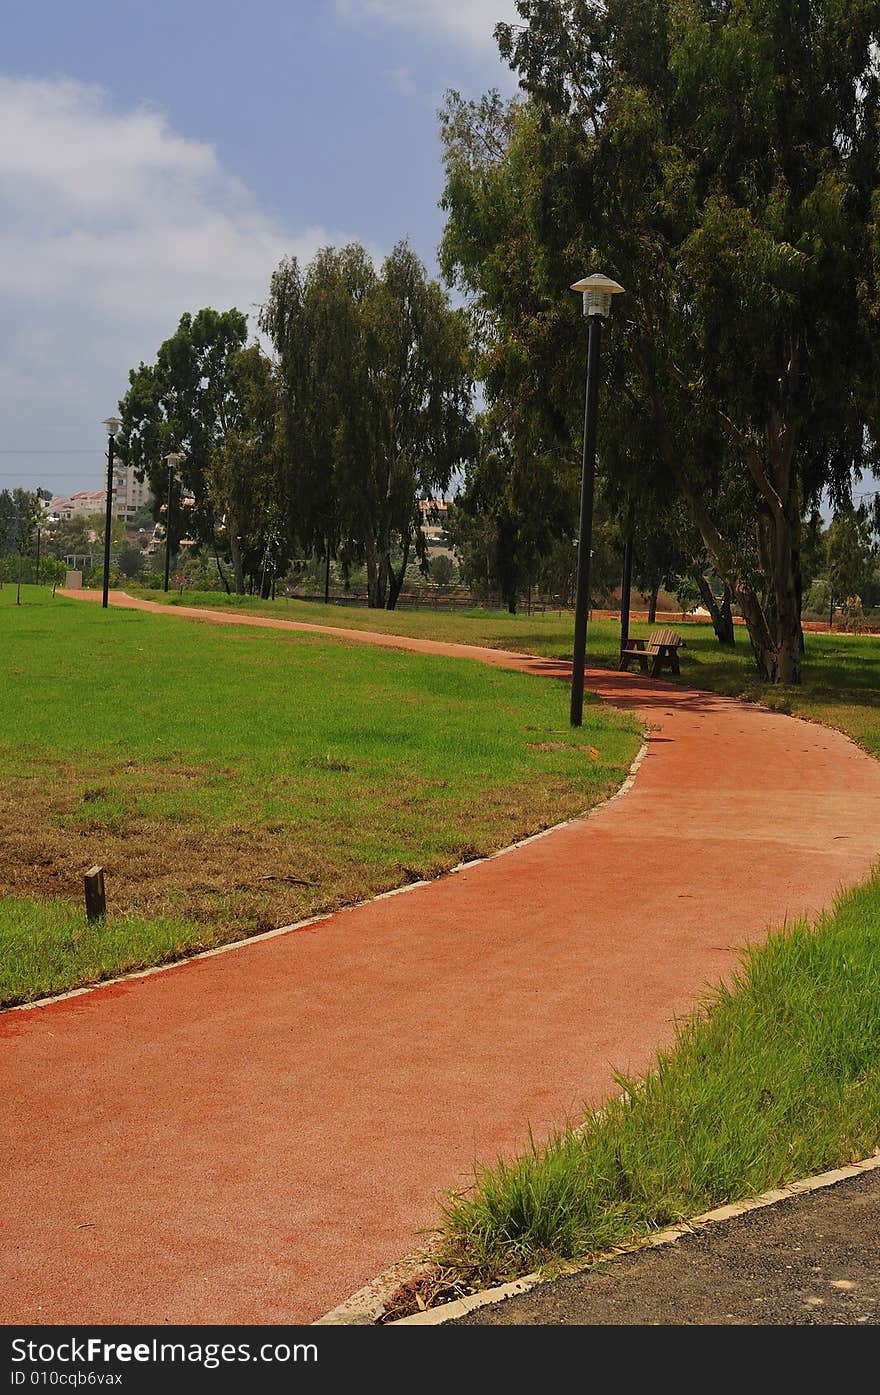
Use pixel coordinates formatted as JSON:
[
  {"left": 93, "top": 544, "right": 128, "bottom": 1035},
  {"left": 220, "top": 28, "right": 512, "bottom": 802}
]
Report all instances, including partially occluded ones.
[{"left": 314, "top": 1150, "right": 880, "bottom": 1326}]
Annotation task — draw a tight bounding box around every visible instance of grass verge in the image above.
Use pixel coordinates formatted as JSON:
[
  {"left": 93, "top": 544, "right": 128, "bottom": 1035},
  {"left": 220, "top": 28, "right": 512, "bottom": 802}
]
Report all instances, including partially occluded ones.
[
  {"left": 0, "top": 897, "right": 212, "bottom": 1005},
  {"left": 435, "top": 871, "right": 880, "bottom": 1285}
]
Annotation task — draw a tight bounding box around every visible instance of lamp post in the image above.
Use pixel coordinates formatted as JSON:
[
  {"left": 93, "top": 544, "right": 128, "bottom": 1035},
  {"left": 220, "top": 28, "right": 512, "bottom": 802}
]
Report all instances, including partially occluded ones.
[
  {"left": 163, "top": 452, "right": 185, "bottom": 593},
  {"left": 618, "top": 500, "right": 635, "bottom": 668},
  {"left": 101, "top": 417, "right": 122, "bottom": 609},
  {"left": 568, "top": 273, "right": 625, "bottom": 727}
]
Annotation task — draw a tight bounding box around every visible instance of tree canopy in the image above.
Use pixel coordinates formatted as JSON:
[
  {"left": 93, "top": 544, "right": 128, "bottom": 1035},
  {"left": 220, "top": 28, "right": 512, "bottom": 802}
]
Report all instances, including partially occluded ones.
[
  {"left": 118, "top": 307, "right": 251, "bottom": 589},
  {"left": 261, "top": 241, "right": 475, "bottom": 608},
  {"left": 440, "top": 0, "right": 880, "bottom": 680}
]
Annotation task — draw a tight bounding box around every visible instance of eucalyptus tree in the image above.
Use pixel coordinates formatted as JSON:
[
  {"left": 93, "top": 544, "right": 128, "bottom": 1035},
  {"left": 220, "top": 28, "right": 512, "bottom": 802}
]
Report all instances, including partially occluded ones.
[
  {"left": 261, "top": 245, "right": 372, "bottom": 595},
  {"left": 440, "top": 0, "right": 880, "bottom": 681},
  {"left": 203, "top": 344, "right": 288, "bottom": 596},
  {"left": 118, "top": 307, "right": 251, "bottom": 589},
  {"left": 262, "top": 241, "right": 475, "bottom": 609}
]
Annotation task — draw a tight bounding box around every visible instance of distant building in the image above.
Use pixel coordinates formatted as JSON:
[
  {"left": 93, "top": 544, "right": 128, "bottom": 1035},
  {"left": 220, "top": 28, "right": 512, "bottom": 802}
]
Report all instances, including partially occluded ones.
[
  {"left": 47, "top": 491, "right": 106, "bottom": 521},
  {"left": 111, "top": 464, "right": 152, "bottom": 522},
  {"left": 419, "top": 499, "right": 453, "bottom": 557},
  {"left": 45, "top": 466, "right": 152, "bottom": 527}
]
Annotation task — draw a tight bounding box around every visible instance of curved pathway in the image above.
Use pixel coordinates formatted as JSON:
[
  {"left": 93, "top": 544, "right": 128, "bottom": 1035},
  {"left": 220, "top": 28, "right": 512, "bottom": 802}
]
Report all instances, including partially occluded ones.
[{"left": 2, "top": 592, "right": 879, "bottom": 1324}]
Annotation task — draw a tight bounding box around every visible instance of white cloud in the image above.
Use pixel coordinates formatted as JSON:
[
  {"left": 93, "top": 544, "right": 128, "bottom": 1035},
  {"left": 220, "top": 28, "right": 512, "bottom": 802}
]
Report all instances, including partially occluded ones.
[
  {"left": 337, "top": 0, "right": 519, "bottom": 53},
  {"left": 0, "top": 77, "right": 331, "bottom": 326},
  {"left": 0, "top": 77, "right": 356, "bottom": 492}
]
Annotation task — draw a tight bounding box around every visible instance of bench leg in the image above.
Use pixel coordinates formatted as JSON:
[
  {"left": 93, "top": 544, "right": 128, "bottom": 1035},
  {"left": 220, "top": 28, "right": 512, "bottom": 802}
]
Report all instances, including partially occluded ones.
[{"left": 651, "top": 655, "right": 680, "bottom": 677}]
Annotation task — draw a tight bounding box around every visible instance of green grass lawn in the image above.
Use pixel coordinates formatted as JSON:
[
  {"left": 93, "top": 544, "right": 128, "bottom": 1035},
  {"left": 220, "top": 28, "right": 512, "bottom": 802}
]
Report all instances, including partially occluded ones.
[
  {"left": 0, "top": 585, "right": 639, "bottom": 1005},
  {"left": 128, "top": 586, "right": 880, "bottom": 759}
]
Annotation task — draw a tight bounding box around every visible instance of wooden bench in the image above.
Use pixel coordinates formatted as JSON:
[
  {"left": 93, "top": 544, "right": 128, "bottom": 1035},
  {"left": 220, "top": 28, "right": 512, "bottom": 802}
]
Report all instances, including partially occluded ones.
[{"left": 619, "top": 626, "right": 684, "bottom": 677}]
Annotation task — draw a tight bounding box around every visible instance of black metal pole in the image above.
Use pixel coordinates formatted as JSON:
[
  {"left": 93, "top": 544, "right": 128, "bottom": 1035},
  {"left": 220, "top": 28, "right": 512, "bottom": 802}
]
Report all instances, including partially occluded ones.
[
  {"left": 618, "top": 503, "right": 634, "bottom": 668},
  {"left": 102, "top": 433, "right": 114, "bottom": 608},
  {"left": 324, "top": 540, "right": 331, "bottom": 604},
  {"left": 163, "top": 463, "right": 173, "bottom": 593},
  {"left": 570, "top": 314, "right": 603, "bottom": 727},
  {"left": 35, "top": 528, "right": 41, "bottom": 587}
]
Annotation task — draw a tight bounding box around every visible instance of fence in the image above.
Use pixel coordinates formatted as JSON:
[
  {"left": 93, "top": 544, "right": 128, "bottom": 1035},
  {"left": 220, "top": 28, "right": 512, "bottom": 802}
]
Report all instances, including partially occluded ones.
[{"left": 280, "top": 585, "right": 562, "bottom": 614}]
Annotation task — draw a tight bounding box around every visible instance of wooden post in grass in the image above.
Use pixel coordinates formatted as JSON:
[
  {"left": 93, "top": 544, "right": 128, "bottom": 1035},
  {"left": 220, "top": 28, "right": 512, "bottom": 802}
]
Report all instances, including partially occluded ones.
[{"left": 84, "top": 866, "right": 106, "bottom": 922}]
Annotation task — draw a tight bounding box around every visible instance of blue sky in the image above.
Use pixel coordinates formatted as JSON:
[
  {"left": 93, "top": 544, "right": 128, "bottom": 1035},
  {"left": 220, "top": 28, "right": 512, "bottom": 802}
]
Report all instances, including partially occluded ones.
[{"left": 1, "top": 1, "right": 517, "bottom": 497}]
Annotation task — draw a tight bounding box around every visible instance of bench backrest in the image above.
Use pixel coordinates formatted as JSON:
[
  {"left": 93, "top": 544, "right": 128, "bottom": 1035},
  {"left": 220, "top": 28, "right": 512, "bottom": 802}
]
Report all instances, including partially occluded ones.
[{"left": 647, "top": 627, "right": 681, "bottom": 651}]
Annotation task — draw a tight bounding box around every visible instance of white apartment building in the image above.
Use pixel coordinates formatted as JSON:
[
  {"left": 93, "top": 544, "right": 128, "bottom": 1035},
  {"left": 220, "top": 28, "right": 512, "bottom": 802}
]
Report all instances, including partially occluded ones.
[{"left": 111, "top": 464, "right": 152, "bottom": 521}]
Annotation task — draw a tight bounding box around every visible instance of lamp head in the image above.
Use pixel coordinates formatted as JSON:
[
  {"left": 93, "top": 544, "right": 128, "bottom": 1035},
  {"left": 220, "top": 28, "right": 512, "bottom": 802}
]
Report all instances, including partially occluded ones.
[
  {"left": 102, "top": 416, "right": 122, "bottom": 437},
  {"left": 570, "top": 273, "right": 625, "bottom": 318}
]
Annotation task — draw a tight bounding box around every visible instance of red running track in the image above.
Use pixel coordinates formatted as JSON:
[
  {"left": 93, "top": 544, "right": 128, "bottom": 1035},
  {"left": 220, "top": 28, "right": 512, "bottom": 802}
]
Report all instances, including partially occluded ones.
[{"left": 2, "top": 592, "right": 879, "bottom": 1323}]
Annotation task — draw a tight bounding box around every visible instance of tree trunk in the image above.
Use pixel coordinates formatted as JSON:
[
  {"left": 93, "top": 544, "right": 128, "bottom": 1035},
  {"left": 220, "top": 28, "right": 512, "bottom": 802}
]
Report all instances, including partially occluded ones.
[
  {"left": 732, "top": 581, "right": 775, "bottom": 680},
  {"left": 695, "top": 572, "right": 736, "bottom": 646},
  {"left": 647, "top": 583, "right": 659, "bottom": 625},
  {"left": 769, "top": 501, "right": 802, "bottom": 683},
  {"left": 386, "top": 531, "right": 411, "bottom": 611},
  {"left": 212, "top": 541, "right": 231, "bottom": 594},
  {"left": 364, "top": 535, "right": 380, "bottom": 608},
  {"left": 792, "top": 525, "right": 805, "bottom": 656},
  {"left": 375, "top": 552, "right": 390, "bottom": 609},
  {"left": 719, "top": 583, "right": 735, "bottom": 645}
]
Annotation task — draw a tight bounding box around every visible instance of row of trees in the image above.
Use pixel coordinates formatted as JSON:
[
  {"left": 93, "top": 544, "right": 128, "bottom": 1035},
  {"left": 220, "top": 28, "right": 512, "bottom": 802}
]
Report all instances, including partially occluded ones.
[{"left": 118, "top": 242, "right": 474, "bottom": 610}]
